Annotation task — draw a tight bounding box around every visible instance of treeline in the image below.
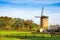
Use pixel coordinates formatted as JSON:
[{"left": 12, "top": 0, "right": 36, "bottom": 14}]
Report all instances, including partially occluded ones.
[{"left": 0, "top": 16, "right": 40, "bottom": 32}]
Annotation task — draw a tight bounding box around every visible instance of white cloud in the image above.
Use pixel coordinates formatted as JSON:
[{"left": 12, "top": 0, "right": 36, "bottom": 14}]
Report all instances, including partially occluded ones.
[
  {"left": 0, "top": 7, "right": 40, "bottom": 24},
  {"left": 0, "top": 0, "right": 60, "bottom": 25},
  {"left": 0, "top": 6, "right": 60, "bottom": 25}
]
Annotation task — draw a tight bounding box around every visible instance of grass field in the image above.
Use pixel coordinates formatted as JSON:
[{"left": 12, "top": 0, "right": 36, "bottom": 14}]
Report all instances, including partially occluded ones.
[{"left": 0, "top": 30, "right": 60, "bottom": 40}]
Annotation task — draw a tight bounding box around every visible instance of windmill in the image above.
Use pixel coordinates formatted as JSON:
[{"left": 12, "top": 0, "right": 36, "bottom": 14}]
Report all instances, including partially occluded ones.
[{"left": 35, "top": 7, "right": 48, "bottom": 32}]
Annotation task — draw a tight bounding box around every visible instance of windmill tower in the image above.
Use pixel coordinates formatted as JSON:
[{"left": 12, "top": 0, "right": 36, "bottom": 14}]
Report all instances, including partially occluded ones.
[
  {"left": 35, "top": 7, "right": 48, "bottom": 32},
  {"left": 40, "top": 7, "right": 48, "bottom": 32}
]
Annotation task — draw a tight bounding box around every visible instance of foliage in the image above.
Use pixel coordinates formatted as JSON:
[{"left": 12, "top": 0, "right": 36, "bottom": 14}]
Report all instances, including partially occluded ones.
[{"left": 0, "top": 16, "right": 40, "bottom": 32}]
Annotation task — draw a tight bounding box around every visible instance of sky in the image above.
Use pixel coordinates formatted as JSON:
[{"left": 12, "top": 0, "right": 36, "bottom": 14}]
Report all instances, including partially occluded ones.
[{"left": 0, "top": 0, "right": 60, "bottom": 25}]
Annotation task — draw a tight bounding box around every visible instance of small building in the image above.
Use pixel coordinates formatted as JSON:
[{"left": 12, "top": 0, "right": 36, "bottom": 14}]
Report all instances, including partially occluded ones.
[{"left": 41, "top": 16, "right": 48, "bottom": 32}]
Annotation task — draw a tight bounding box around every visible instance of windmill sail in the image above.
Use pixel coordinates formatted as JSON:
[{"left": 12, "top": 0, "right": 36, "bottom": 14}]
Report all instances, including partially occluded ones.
[{"left": 41, "top": 7, "right": 44, "bottom": 16}]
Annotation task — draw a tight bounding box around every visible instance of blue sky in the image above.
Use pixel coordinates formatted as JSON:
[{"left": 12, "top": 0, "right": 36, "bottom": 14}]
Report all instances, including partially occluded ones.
[{"left": 0, "top": 0, "right": 60, "bottom": 25}]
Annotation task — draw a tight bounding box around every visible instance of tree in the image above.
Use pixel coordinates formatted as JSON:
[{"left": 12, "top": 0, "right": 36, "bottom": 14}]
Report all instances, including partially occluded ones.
[
  {"left": 30, "top": 23, "right": 40, "bottom": 32},
  {"left": 0, "top": 16, "right": 40, "bottom": 31},
  {"left": 25, "top": 20, "right": 31, "bottom": 31}
]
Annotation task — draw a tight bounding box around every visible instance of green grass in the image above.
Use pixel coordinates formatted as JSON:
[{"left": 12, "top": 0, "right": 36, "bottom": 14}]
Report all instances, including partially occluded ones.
[
  {"left": 0, "top": 30, "right": 60, "bottom": 40},
  {"left": 0, "top": 30, "right": 51, "bottom": 37},
  {"left": 0, "top": 37, "right": 20, "bottom": 40}
]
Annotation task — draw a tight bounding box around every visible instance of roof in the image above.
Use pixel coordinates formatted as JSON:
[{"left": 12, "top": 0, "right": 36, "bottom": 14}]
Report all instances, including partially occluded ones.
[{"left": 41, "top": 16, "right": 48, "bottom": 18}]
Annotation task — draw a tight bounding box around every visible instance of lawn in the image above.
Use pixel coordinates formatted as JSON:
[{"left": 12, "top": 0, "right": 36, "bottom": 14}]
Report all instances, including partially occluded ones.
[
  {"left": 0, "top": 30, "right": 51, "bottom": 37},
  {"left": 0, "top": 30, "right": 60, "bottom": 40}
]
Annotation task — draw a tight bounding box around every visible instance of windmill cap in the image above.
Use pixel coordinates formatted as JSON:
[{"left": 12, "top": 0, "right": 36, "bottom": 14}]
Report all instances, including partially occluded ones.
[{"left": 41, "top": 16, "right": 48, "bottom": 18}]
